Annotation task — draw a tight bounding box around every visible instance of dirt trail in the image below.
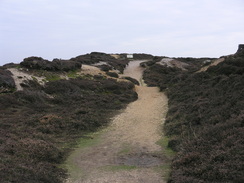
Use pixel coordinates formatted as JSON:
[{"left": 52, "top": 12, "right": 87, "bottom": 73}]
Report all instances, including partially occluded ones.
[{"left": 65, "top": 61, "right": 168, "bottom": 183}]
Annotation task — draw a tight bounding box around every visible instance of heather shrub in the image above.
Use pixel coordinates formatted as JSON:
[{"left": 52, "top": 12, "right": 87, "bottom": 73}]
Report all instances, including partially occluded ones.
[
  {"left": 0, "top": 75, "right": 137, "bottom": 183},
  {"left": 143, "top": 52, "right": 244, "bottom": 182},
  {"left": 20, "top": 57, "right": 81, "bottom": 71},
  {"left": 122, "top": 76, "right": 140, "bottom": 85},
  {"left": 70, "top": 52, "right": 129, "bottom": 73},
  {"left": 106, "top": 71, "right": 119, "bottom": 78},
  {"left": 0, "top": 68, "right": 15, "bottom": 93}
]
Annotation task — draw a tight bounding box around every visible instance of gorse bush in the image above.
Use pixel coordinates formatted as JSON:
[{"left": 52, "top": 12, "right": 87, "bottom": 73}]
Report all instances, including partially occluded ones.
[
  {"left": 143, "top": 51, "right": 244, "bottom": 182},
  {"left": 0, "top": 76, "right": 137, "bottom": 183}
]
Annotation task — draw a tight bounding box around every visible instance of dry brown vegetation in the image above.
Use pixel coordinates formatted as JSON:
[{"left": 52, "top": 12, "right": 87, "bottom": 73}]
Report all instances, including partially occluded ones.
[
  {"left": 0, "top": 71, "right": 137, "bottom": 182},
  {"left": 0, "top": 69, "right": 15, "bottom": 93},
  {"left": 143, "top": 51, "right": 244, "bottom": 182}
]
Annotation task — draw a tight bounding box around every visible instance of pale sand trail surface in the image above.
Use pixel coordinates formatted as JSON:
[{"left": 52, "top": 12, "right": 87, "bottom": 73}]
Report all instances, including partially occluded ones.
[{"left": 66, "top": 61, "right": 168, "bottom": 183}]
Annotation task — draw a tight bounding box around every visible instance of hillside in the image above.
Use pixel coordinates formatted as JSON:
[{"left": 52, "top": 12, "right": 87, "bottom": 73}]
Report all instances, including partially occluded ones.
[
  {"left": 143, "top": 46, "right": 244, "bottom": 182},
  {"left": 1, "top": 48, "right": 243, "bottom": 183},
  {"left": 0, "top": 53, "right": 140, "bottom": 183}
]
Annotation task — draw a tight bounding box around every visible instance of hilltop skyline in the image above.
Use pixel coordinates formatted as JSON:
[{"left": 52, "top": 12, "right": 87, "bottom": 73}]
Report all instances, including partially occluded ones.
[{"left": 1, "top": 0, "right": 244, "bottom": 65}]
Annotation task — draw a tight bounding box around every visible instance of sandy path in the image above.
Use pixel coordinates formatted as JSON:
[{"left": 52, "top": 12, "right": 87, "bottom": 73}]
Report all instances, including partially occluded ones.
[
  {"left": 66, "top": 61, "right": 168, "bottom": 183},
  {"left": 122, "top": 60, "right": 146, "bottom": 85}
]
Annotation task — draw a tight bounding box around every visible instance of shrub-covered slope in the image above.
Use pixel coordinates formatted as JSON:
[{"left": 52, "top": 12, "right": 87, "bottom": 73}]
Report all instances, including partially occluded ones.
[
  {"left": 143, "top": 51, "right": 244, "bottom": 182},
  {"left": 0, "top": 74, "right": 137, "bottom": 182},
  {"left": 0, "top": 69, "right": 15, "bottom": 93}
]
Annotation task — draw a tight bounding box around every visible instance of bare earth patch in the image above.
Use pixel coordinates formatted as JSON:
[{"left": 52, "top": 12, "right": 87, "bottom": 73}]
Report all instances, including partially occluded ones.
[
  {"left": 7, "top": 68, "right": 45, "bottom": 90},
  {"left": 65, "top": 61, "right": 169, "bottom": 183},
  {"left": 80, "top": 65, "right": 106, "bottom": 76},
  {"left": 157, "top": 58, "right": 189, "bottom": 71},
  {"left": 197, "top": 57, "right": 225, "bottom": 72}
]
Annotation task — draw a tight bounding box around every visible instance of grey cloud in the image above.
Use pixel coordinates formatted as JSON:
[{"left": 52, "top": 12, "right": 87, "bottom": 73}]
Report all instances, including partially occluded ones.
[{"left": 0, "top": 0, "right": 244, "bottom": 65}]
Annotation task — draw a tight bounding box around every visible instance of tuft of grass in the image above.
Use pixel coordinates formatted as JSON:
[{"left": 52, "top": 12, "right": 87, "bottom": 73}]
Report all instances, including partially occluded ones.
[
  {"left": 156, "top": 135, "right": 176, "bottom": 182},
  {"left": 76, "top": 131, "right": 102, "bottom": 149},
  {"left": 45, "top": 74, "right": 61, "bottom": 81},
  {"left": 156, "top": 136, "right": 176, "bottom": 157},
  {"left": 34, "top": 70, "right": 62, "bottom": 81},
  {"left": 67, "top": 70, "right": 79, "bottom": 78},
  {"left": 78, "top": 74, "right": 94, "bottom": 80},
  {"left": 154, "top": 164, "right": 172, "bottom": 181}
]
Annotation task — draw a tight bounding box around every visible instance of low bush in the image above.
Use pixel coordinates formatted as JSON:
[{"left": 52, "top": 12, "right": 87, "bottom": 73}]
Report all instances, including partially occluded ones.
[
  {"left": 143, "top": 64, "right": 188, "bottom": 90},
  {"left": 70, "top": 52, "right": 115, "bottom": 64},
  {"left": 20, "top": 57, "right": 81, "bottom": 72},
  {"left": 122, "top": 76, "right": 140, "bottom": 85},
  {"left": 107, "top": 59, "right": 130, "bottom": 73},
  {"left": 106, "top": 71, "right": 119, "bottom": 78},
  {"left": 0, "top": 68, "right": 16, "bottom": 93},
  {"left": 97, "top": 64, "right": 112, "bottom": 72},
  {"left": 71, "top": 52, "right": 130, "bottom": 73}
]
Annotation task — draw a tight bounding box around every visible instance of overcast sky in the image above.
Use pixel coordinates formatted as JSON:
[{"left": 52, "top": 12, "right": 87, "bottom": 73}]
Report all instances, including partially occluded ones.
[{"left": 0, "top": 0, "right": 244, "bottom": 65}]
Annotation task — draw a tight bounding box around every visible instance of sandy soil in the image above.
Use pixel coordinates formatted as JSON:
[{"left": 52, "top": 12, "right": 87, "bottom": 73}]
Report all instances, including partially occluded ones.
[
  {"left": 157, "top": 58, "right": 189, "bottom": 71},
  {"left": 8, "top": 65, "right": 124, "bottom": 91},
  {"left": 110, "top": 54, "right": 121, "bottom": 59},
  {"left": 80, "top": 65, "right": 106, "bottom": 76},
  {"left": 65, "top": 61, "right": 168, "bottom": 183},
  {"left": 122, "top": 60, "right": 147, "bottom": 86},
  {"left": 7, "top": 68, "right": 45, "bottom": 90}
]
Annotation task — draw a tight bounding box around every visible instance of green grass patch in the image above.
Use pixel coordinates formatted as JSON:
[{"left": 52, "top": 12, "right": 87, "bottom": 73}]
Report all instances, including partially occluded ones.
[
  {"left": 81, "top": 74, "right": 94, "bottom": 80},
  {"left": 34, "top": 70, "right": 62, "bottom": 81},
  {"left": 156, "top": 135, "right": 176, "bottom": 182},
  {"left": 45, "top": 74, "right": 61, "bottom": 81},
  {"left": 76, "top": 132, "right": 102, "bottom": 149},
  {"left": 154, "top": 164, "right": 171, "bottom": 181},
  {"left": 62, "top": 131, "right": 103, "bottom": 181},
  {"left": 156, "top": 136, "right": 176, "bottom": 157},
  {"left": 67, "top": 70, "right": 79, "bottom": 78}
]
